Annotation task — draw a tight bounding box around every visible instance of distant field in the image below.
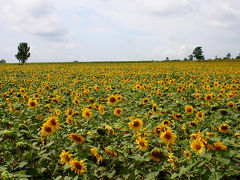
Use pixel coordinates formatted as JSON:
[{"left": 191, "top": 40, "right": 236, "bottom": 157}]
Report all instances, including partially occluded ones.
[{"left": 0, "top": 61, "right": 240, "bottom": 179}]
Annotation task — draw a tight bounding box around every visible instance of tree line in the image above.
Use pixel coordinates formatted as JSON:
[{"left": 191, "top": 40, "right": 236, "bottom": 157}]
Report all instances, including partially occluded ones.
[{"left": 1, "top": 43, "right": 240, "bottom": 64}]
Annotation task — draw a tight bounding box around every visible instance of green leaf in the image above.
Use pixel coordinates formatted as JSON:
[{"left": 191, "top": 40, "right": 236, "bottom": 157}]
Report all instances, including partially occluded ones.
[
  {"left": 214, "top": 157, "right": 230, "bottom": 165},
  {"left": 145, "top": 170, "right": 160, "bottom": 180},
  {"left": 16, "top": 161, "right": 28, "bottom": 169}
]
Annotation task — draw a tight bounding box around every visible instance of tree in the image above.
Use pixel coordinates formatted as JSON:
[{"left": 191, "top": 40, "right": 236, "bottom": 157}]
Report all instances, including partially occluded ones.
[
  {"left": 223, "top": 53, "right": 231, "bottom": 59},
  {"left": 0, "top": 59, "right": 6, "bottom": 63},
  {"left": 15, "top": 42, "right": 30, "bottom": 64},
  {"left": 165, "top": 57, "right": 169, "bottom": 61},
  {"left": 188, "top": 54, "right": 193, "bottom": 61},
  {"left": 193, "top": 46, "right": 204, "bottom": 60},
  {"left": 183, "top": 58, "right": 188, "bottom": 61},
  {"left": 236, "top": 53, "right": 240, "bottom": 59}
]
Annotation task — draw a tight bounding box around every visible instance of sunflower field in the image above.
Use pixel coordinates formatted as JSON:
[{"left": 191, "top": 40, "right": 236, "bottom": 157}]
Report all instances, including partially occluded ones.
[{"left": 0, "top": 61, "right": 240, "bottom": 180}]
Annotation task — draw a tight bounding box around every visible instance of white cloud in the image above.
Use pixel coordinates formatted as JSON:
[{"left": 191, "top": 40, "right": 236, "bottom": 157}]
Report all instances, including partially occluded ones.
[{"left": 0, "top": 0, "right": 72, "bottom": 42}]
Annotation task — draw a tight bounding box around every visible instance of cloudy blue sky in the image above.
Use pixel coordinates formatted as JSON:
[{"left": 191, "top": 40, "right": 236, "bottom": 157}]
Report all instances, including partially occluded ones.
[{"left": 0, "top": 0, "right": 240, "bottom": 62}]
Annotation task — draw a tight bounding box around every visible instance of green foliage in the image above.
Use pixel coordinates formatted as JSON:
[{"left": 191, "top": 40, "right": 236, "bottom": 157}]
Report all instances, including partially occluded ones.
[
  {"left": 193, "top": 46, "right": 204, "bottom": 60},
  {"left": 15, "top": 42, "right": 31, "bottom": 64},
  {"left": 0, "top": 59, "right": 6, "bottom": 63}
]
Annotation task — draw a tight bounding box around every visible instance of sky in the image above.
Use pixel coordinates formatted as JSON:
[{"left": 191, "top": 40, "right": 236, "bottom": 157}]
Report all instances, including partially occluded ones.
[{"left": 0, "top": 0, "right": 240, "bottom": 63}]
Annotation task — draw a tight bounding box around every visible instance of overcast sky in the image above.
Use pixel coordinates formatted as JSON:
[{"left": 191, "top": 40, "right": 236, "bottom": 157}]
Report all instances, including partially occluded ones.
[{"left": 0, "top": 0, "right": 240, "bottom": 62}]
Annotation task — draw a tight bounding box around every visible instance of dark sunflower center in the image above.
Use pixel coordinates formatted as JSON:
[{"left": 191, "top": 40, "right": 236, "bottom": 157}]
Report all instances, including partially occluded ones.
[
  {"left": 64, "top": 155, "right": 70, "bottom": 162},
  {"left": 187, "top": 108, "right": 192, "bottom": 112},
  {"left": 117, "top": 110, "right": 121, "bottom": 114},
  {"left": 75, "top": 163, "right": 82, "bottom": 170},
  {"left": 110, "top": 97, "right": 116, "bottom": 103},
  {"left": 45, "top": 126, "right": 52, "bottom": 132},
  {"left": 133, "top": 121, "right": 140, "bottom": 127},
  {"left": 139, "top": 141, "right": 145, "bottom": 146},
  {"left": 195, "top": 144, "right": 202, "bottom": 150},
  {"left": 221, "top": 126, "right": 228, "bottom": 130},
  {"left": 72, "top": 135, "right": 82, "bottom": 141},
  {"left": 30, "top": 102, "right": 36, "bottom": 106},
  {"left": 152, "top": 151, "right": 164, "bottom": 158},
  {"left": 164, "top": 132, "right": 171, "bottom": 140},
  {"left": 86, "top": 112, "right": 90, "bottom": 116},
  {"left": 51, "top": 119, "right": 56, "bottom": 126}
]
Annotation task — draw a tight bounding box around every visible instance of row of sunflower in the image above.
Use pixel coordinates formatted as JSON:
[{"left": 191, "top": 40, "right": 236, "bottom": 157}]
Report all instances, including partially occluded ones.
[{"left": 0, "top": 61, "right": 240, "bottom": 179}]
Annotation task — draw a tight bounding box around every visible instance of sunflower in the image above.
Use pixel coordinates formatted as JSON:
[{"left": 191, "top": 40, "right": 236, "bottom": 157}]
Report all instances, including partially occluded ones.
[
  {"left": 214, "top": 142, "right": 227, "bottom": 151},
  {"left": 160, "top": 129, "right": 176, "bottom": 145},
  {"left": 205, "top": 94, "right": 213, "bottom": 101},
  {"left": 136, "top": 137, "right": 148, "bottom": 151},
  {"left": 174, "top": 113, "right": 184, "bottom": 120},
  {"left": 107, "top": 95, "right": 117, "bottom": 105},
  {"left": 33, "top": 93, "right": 40, "bottom": 99},
  {"left": 28, "top": 98, "right": 38, "bottom": 108},
  {"left": 65, "top": 108, "right": 74, "bottom": 116},
  {"left": 52, "top": 97, "right": 59, "bottom": 103},
  {"left": 116, "top": 94, "right": 123, "bottom": 102},
  {"left": 73, "top": 97, "right": 80, "bottom": 106},
  {"left": 69, "top": 132, "right": 85, "bottom": 145},
  {"left": 185, "top": 105, "right": 194, "bottom": 115},
  {"left": 98, "top": 104, "right": 105, "bottom": 115},
  {"left": 219, "top": 123, "right": 230, "bottom": 133},
  {"left": 70, "top": 159, "right": 87, "bottom": 175},
  {"left": 41, "top": 123, "right": 54, "bottom": 136},
  {"left": 114, "top": 108, "right": 122, "bottom": 116},
  {"left": 150, "top": 149, "right": 165, "bottom": 161},
  {"left": 142, "top": 98, "right": 149, "bottom": 104},
  {"left": 196, "top": 111, "right": 204, "bottom": 120},
  {"left": 82, "top": 108, "right": 93, "bottom": 119},
  {"left": 152, "top": 103, "right": 157, "bottom": 114},
  {"left": 154, "top": 125, "right": 169, "bottom": 136},
  {"left": 191, "top": 139, "right": 204, "bottom": 154},
  {"left": 128, "top": 118, "right": 143, "bottom": 131},
  {"left": 59, "top": 150, "right": 72, "bottom": 165},
  {"left": 161, "top": 120, "right": 171, "bottom": 127},
  {"left": 46, "top": 116, "right": 60, "bottom": 131},
  {"left": 66, "top": 116, "right": 73, "bottom": 124},
  {"left": 227, "top": 101, "right": 234, "bottom": 109},
  {"left": 55, "top": 109, "right": 61, "bottom": 116}
]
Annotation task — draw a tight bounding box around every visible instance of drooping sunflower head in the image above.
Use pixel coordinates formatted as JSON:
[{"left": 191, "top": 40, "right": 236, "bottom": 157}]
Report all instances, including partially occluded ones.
[
  {"left": 128, "top": 118, "right": 143, "bottom": 131},
  {"left": 107, "top": 95, "right": 117, "bottom": 105},
  {"left": 70, "top": 159, "right": 87, "bottom": 175},
  {"left": 160, "top": 129, "right": 176, "bottom": 145},
  {"left": 214, "top": 141, "right": 227, "bottom": 151},
  {"left": 185, "top": 105, "right": 194, "bottom": 115},
  {"left": 150, "top": 149, "right": 165, "bottom": 161},
  {"left": 219, "top": 123, "right": 230, "bottom": 133},
  {"left": 136, "top": 137, "right": 148, "bottom": 151},
  {"left": 69, "top": 132, "right": 85, "bottom": 145},
  {"left": 59, "top": 150, "right": 72, "bottom": 165},
  {"left": 114, "top": 108, "right": 122, "bottom": 117}
]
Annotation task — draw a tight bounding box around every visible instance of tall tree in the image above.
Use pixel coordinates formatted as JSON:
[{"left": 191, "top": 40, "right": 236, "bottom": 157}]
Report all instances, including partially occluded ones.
[
  {"left": 188, "top": 54, "right": 193, "bottom": 61},
  {"left": 15, "top": 42, "right": 31, "bottom": 64},
  {"left": 236, "top": 53, "right": 240, "bottom": 59},
  {"left": 193, "top": 46, "right": 204, "bottom": 60},
  {"left": 224, "top": 53, "right": 231, "bottom": 59}
]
